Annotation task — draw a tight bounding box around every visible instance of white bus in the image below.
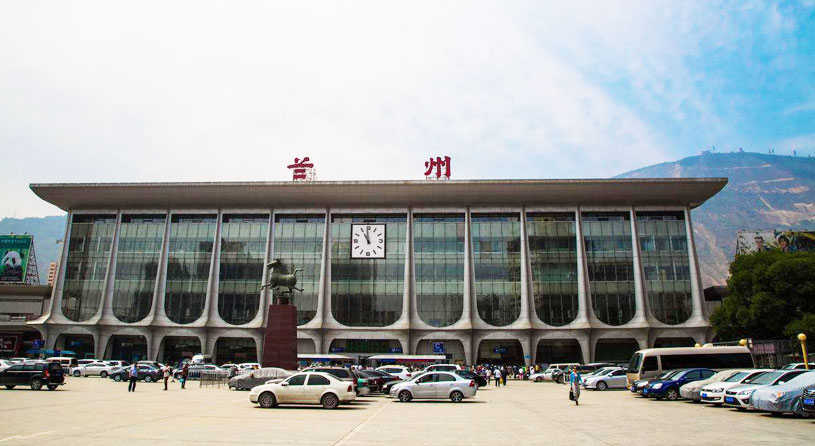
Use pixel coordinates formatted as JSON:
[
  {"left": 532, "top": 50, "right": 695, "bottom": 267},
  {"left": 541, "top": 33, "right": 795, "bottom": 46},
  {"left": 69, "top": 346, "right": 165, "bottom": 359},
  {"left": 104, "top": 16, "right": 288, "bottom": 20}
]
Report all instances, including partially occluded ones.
[{"left": 627, "top": 346, "right": 754, "bottom": 387}]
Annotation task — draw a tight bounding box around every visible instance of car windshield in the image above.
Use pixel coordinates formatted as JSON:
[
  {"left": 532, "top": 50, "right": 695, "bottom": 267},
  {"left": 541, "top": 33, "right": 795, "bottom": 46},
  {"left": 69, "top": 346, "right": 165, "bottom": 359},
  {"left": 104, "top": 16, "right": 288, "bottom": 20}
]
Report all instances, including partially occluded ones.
[
  {"left": 656, "top": 370, "right": 679, "bottom": 380},
  {"left": 408, "top": 372, "right": 427, "bottom": 381},
  {"left": 748, "top": 371, "right": 782, "bottom": 385},
  {"left": 629, "top": 353, "right": 643, "bottom": 371},
  {"left": 724, "top": 372, "right": 749, "bottom": 382}
]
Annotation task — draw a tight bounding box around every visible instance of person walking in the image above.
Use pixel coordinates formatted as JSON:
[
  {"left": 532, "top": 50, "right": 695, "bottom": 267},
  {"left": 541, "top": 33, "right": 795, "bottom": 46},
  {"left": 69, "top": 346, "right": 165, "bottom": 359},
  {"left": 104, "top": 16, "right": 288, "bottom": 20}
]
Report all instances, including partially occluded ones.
[
  {"left": 163, "top": 364, "right": 171, "bottom": 391},
  {"left": 493, "top": 367, "right": 501, "bottom": 387},
  {"left": 181, "top": 362, "right": 189, "bottom": 389},
  {"left": 501, "top": 367, "right": 507, "bottom": 386},
  {"left": 128, "top": 363, "right": 138, "bottom": 392},
  {"left": 569, "top": 366, "right": 583, "bottom": 406}
]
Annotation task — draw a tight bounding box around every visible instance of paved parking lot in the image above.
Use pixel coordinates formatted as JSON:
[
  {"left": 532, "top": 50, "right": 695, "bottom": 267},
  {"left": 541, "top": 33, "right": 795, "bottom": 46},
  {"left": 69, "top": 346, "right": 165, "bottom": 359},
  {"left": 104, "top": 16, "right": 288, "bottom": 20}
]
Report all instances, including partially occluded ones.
[{"left": 0, "top": 376, "right": 812, "bottom": 445}]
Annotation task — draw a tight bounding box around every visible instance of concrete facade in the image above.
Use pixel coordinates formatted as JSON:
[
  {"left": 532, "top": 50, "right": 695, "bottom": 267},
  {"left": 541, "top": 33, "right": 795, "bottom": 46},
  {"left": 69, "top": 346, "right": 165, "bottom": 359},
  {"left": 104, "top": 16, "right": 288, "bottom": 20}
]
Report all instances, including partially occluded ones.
[{"left": 28, "top": 179, "right": 726, "bottom": 366}]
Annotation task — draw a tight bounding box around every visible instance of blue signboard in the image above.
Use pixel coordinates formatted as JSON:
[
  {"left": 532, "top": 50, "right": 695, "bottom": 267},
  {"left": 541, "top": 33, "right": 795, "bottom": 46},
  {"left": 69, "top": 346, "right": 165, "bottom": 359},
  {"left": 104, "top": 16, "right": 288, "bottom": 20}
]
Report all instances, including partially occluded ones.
[
  {"left": 492, "top": 347, "right": 508, "bottom": 354},
  {"left": 32, "top": 339, "right": 44, "bottom": 349},
  {"left": 53, "top": 349, "right": 61, "bottom": 356},
  {"left": 433, "top": 342, "right": 445, "bottom": 353},
  {"left": 388, "top": 347, "right": 403, "bottom": 353},
  {"left": 329, "top": 347, "right": 345, "bottom": 353}
]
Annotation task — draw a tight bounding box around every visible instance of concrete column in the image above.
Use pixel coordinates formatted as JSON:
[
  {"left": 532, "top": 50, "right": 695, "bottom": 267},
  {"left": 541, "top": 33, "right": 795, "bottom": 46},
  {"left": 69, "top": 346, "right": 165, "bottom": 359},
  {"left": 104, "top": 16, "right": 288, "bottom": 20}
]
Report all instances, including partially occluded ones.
[
  {"left": 629, "top": 208, "right": 649, "bottom": 325},
  {"left": 144, "top": 330, "right": 155, "bottom": 361},
  {"left": 523, "top": 336, "right": 533, "bottom": 367},
  {"left": 577, "top": 338, "right": 591, "bottom": 364},
  {"left": 574, "top": 207, "right": 591, "bottom": 326},
  {"left": 204, "top": 210, "right": 223, "bottom": 325},
  {"left": 150, "top": 331, "right": 164, "bottom": 362},
  {"left": 152, "top": 213, "right": 173, "bottom": 325},
  {"left": 260, "top": 210, "right": 274, "bottom": 325},
  {"left": 96, "top": 332, "right": 112, "bottom": 359},
  {"left": 684, "top": 208, "right": 707, "bottom": 322},
  {"left": 198, "top": 332, "right": 209, "bottom": 356},
  {"left": 37, "top": 211, "right": 72, "bottom": 324},
  {"left": 45, "top": 330, "right": 60, "bottom": 351},
  {"left": 96, "top": 212, "right": 122, "bottom": 323},
  {"left": 462, "top": 332, "right": 473, "bottom": 365},
  {"left": 394, "top": 208, "right": 412, "bottom": 329},
  {"left": 519, "top": 207, "right": 533, "bottom": 330}
]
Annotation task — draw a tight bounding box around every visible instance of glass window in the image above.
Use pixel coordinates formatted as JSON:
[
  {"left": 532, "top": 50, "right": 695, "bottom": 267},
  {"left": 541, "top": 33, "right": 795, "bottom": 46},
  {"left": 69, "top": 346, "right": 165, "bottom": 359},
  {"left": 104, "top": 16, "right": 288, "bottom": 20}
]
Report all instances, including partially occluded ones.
[
  {"left": 472, "top": 213, "right": 521, "bottom": 326},
  {"left": 307, "top": 374, "right": 331, "bottom": 385},
  {"left": 112, "top": 215, "right": 166, "bottom": 323},
  {"left": 61, "top": 214, "right": 117, "bottom": 321},
  {"left": 414, "top": 214, "right": 464, "bottom": 327},
  {"left": 273, "top": 215, "right": 324, "bottom": 325},
  {"left": 527, "top": 213, "right": 578, "bottom": 326},
  {"left": 330, "top": 215, "right": 406, "bottom": 327},
  {"left": 582, "top": 212, "right": 635, "bottom": 326},
  {"left": 218, "top": 214, "right": 269, "bottom": 325},
  {"left": 287, "top": 374, "right": 307, "bottom": 386},
  {"left": 165, "top": 215, "right": 216, "bottom": 324},
  {"left": 636, "top": 211, "right": 692, "bottom": 325},
  {"left": 436, "top": 374, "right": 456, "bottom": 382}
]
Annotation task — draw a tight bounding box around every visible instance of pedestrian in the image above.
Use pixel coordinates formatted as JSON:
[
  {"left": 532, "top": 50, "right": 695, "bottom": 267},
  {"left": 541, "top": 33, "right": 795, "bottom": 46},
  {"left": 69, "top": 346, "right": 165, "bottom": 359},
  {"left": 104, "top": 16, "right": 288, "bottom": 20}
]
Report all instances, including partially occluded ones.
[
  {"left": 493, "top": 367, "right": 501, "bottom": 387},
  {"left": 163, "top": 364, "right": 171, "bottom": 390},
  {"left": 181, "top": 362, "right": 189, "bottom": 389},
  {"left": 501, "top": 367, "right": 507, "bottom": 386},
  {"left": 128, "top": 363, "right": 138, "bottom": 392},
  {"left": 569, "top": 366, "right": 583, "bottom": 406}
]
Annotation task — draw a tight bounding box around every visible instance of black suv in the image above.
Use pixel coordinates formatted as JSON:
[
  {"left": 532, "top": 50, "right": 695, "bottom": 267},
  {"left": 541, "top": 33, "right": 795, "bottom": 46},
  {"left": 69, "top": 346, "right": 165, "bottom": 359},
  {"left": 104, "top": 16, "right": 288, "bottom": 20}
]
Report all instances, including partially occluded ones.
[{"left": 1, "top": 362, "right": 65, "bottom": 390}]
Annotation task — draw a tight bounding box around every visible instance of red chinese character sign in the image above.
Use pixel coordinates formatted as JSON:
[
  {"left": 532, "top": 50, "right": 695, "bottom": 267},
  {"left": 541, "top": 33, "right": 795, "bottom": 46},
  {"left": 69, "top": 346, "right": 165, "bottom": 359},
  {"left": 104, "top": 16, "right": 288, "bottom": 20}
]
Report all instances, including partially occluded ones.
[
  {"left": 287, "top": 157, "right": 317, "bottom": 181},
  {"left": 424, "top": 156, "right": 451, "bottom": 180}
]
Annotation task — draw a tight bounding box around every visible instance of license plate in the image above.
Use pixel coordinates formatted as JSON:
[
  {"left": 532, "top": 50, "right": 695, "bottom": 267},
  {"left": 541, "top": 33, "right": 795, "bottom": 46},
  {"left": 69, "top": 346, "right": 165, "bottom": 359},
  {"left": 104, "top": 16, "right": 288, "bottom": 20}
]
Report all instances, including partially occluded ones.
[
  {"left": 701, "top": 392, "right": 708, "bottom": 398},
  {"left": 725, "top": 397, "right": 735, "bottom": 404},
  {"left": 643, "top": 389, "right": 648, "bottom": 394},
  {"left": 804, "top": 398, "right": 814, "bottom": 406}
]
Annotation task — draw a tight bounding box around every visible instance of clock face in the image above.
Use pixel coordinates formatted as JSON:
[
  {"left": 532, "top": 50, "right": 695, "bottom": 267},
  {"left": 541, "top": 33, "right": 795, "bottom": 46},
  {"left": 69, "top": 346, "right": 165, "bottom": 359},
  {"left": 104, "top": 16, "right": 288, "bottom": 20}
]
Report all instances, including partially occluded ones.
[{"left": 351, "top": 224, "right": 386, "bottom": 258}]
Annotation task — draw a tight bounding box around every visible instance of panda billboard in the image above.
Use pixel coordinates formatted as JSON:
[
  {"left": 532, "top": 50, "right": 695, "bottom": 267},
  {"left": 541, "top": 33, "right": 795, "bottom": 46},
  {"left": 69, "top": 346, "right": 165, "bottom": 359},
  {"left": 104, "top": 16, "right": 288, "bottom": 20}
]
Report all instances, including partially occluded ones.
[{"left": 0, "top": 235, "right": 32, "bottom": 283}]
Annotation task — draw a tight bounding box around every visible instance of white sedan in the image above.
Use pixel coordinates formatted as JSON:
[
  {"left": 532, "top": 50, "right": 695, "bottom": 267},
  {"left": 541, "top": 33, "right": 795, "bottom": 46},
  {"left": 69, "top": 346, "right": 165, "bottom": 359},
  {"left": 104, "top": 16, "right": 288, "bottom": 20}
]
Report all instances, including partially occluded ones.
[
  {"left": 390, "top": 371, "right": 477, "bottom": 402},
  {"left": 72, "top": 361, "right": 117, "bottom": 378},
  {"left": 376, "top": 365, "right": 413, "bottom": 381},
  {"left": 249, "top": 371, "right": 356, "bottom": 409}
]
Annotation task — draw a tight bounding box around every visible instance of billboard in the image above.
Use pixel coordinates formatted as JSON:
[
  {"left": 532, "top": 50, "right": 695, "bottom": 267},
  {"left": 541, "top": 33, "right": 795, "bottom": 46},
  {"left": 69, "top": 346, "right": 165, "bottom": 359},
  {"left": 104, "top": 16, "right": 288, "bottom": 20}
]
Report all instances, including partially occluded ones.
[
  {"left": 0, "top": 234, "right": 33, "bottom": 283},
  {"left": 737, "top": 230, "right": 815, "bottom": 255}
]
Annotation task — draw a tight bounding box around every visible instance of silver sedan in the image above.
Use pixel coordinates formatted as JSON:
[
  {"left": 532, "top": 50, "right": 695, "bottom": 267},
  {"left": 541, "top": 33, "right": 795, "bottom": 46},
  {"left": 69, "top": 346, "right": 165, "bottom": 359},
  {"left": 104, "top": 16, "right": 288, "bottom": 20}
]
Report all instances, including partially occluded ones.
[
  {"left": 390, "top": 371, "right": 477, "bottom": 402},
  {"left": 582, "top": 367, "right": 627, "bottom": 390}
]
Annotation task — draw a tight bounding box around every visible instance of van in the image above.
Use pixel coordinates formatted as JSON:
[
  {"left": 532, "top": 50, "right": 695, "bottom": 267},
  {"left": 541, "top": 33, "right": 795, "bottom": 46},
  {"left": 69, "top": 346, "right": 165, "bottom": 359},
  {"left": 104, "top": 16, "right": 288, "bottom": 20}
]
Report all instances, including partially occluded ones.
[
  {"left": 541, "top": 363, "right": 580, "bottom": 381},
  {"left": 191, "top": 354, "right": 213, "bottom": 365}
]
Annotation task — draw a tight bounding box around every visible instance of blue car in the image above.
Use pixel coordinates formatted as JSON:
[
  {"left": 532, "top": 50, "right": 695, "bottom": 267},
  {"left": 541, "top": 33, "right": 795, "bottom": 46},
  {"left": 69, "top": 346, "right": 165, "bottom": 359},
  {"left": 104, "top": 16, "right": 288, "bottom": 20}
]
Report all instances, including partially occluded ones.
[{"left": 642, "top": 368, "right": 715, "bottom": 401}]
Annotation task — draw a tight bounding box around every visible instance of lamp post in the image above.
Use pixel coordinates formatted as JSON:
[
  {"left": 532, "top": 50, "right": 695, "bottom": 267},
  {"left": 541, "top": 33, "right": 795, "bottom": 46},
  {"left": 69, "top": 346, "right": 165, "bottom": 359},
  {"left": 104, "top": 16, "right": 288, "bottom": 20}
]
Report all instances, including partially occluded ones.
[{"left": 798, "top": 334, "right": 809, "bottom": 370}]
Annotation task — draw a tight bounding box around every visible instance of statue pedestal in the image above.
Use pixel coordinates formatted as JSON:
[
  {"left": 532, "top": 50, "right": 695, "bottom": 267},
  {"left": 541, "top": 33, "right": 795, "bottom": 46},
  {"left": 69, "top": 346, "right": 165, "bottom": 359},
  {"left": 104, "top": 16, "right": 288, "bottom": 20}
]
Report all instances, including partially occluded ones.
[{"left": 261, "top": 304, "right": 297, "bottom": 370}]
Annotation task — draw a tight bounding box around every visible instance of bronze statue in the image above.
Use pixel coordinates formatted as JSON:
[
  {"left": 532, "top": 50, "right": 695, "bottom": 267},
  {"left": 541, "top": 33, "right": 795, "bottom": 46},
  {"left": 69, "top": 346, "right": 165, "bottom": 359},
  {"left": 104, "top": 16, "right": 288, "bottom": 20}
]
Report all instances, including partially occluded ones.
[{"left": 260, "top": 259, "right": 302, "bottom": 304}]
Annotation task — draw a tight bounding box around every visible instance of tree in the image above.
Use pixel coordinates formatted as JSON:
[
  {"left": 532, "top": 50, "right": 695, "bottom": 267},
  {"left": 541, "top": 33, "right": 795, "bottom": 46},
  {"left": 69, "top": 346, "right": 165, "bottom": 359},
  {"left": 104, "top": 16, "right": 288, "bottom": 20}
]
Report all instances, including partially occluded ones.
[{"left": 710, "top": 251, "right": 815, "bottom": 341}]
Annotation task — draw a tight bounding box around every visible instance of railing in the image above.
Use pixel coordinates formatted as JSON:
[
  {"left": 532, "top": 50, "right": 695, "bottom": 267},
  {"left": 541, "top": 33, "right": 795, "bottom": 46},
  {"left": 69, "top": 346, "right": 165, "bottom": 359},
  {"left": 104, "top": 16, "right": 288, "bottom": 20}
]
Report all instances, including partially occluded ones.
[{"left": 199, "top": 370, "right": 230, "bottom": 388}]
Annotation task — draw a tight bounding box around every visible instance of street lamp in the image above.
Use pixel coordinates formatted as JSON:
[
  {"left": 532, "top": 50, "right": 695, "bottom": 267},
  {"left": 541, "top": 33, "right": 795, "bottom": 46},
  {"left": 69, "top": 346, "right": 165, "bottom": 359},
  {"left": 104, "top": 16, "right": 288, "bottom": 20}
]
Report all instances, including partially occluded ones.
[{"left": 798, "top": 334, "right": 809, "bottom": 370}]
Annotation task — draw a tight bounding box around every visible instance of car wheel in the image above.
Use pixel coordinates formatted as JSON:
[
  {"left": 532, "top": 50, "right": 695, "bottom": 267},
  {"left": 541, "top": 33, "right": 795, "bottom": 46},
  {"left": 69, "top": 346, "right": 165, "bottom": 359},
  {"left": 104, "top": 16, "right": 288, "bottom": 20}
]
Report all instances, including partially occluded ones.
[
  {"left": 258, "top": 392, "right": 276, "bottom": 408},
  {"left": 100, "top": 371, "right": 108, "bottom": 378},
  {"left": 114, "top": 375, "right": 122, "bottom": 382},
  {"left": 450, "top": 390, "right": 464, "bottom": 403},
  {"left": 535, "top": 377, "right": 543, "bottom": 382},
  {"left": 47, "top": 385, "right": 58, "bottom": 391},
  {"left": 321, "top": 393, "right": 340, "bottom": 409},
  {"left": 398, "top": 390, "right": 413, "bottom": 402},
  {"left": 73, "top": 370, "right": 81, "bottom": 377},
  {"left": 30, "top": 379, "right": 43, "bottom": 390},
  {"left": 144, "top": 375, "right": 153, "bottom": 383},
  {"left": 597, "top": 381, "right": 608, "bottom": 391},
  {"left": 5, "top": 385, "right": 15, "bottom": 390},
  {"left": 666, "top": 388, "right": 679, "bottom": 401}
]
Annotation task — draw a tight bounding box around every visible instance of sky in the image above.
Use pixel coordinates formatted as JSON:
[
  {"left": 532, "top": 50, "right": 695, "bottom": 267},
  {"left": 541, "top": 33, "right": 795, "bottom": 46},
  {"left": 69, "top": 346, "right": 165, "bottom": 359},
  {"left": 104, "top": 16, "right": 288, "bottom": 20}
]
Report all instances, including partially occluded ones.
[{"left": 1, "top": 1, "right": 814, "bottom": 217}]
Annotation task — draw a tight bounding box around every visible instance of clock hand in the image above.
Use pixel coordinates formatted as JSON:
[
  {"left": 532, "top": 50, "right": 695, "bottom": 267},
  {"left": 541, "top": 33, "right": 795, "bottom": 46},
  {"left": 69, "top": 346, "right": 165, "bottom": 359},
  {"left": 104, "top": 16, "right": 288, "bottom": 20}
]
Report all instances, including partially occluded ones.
[{"left": 364, "top": 227, "right": 371, "bottom": 244}]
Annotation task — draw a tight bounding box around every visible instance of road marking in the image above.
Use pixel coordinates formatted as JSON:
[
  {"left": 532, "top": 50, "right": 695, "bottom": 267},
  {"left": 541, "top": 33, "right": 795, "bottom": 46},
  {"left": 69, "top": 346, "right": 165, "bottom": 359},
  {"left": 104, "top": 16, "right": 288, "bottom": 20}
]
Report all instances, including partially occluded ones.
[
  {"left": 0, "top": 431, "right": 55, "bottom": 443},
  {"left": 333, "top": 400, "right": 389, "bottom": 446}
]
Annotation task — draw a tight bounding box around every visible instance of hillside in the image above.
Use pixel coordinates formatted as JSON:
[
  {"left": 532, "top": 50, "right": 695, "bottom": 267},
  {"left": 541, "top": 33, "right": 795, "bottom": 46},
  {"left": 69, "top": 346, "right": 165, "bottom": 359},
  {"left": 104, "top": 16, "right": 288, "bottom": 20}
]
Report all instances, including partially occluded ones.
[
  {"left": 0, "top": 215, "right": 66, "bottom": 284},
  {"left": 617, "top": 151, "right": 815, "bottom": 285}
]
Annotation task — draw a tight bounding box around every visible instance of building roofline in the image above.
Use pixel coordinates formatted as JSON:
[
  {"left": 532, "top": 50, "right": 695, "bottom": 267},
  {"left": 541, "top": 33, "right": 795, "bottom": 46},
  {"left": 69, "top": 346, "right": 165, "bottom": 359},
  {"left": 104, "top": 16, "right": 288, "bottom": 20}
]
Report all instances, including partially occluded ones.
[{"left": 30, "top": 178, "right": 728, "bottom": 211}]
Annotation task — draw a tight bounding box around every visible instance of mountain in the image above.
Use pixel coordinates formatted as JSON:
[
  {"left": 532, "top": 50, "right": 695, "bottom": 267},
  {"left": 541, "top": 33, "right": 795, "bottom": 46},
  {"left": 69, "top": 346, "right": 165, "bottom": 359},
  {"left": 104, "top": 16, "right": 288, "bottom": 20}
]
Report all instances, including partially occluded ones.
[
  {"left": 0, "top": 215, "right": 67, "bottom": 284},
  {"left": 617, "top": 151, "right": 815, "bottom": 286}
]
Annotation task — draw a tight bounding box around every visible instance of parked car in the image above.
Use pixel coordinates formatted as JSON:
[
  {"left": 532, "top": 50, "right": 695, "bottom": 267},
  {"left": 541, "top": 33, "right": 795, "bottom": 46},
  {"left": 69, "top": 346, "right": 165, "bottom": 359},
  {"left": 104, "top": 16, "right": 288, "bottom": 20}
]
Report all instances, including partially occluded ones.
[
  {"left": 109, "top": 364, "right": 162, "bottom": 382},
  {"left": 382, "top": 371, "right": 428, "bottom": 395},
  {"left": 46, "top": 356, "right": 78, "bottom": 373},
  {"left": 238, "top": 362, "right": 261, "bottom": 370},
  {"left": 391, "top": 371, "right": 477, "bottom": 402},
  {"left": 302, "top": 367, "right": 358, "bottom": 394},
  {"left": 0, "top": 361, "right": 65, "bottom": 390},
  {"left": 723, "top": 369, "right": 810, "bottom": 410},
  {"left": 698, "top": 369, "right": 773, "bottom": 405},
  {"left": 249, "top": 371, "right": 356, "bottom": 409},
  {"left": 105, "top": 360, "right": 129, "bottom": 368},
  {"left": 0, "top": 359, "right": 14, "bottom": 372},
  {"left": 801, "top": 385, "right": 815, "bottom": 415},
  {"left": 630, "top": 369, "right": 681, "bottom": 395},
  {"left": 137, "top": 361, "right": 164, "bottom": 369},
  {"left": 750, "top": 370, "right": 815, "bottom": 416},
  {"left": 679, "top": 369, "right": 743, "bottom": 402},
  {"left": 643, "top": 368, "right": 715, "bottom": 400},
  {"left": 781, "top": 363, "right": 815, "bottom": 370},
  {"left": 537, "top": 363, "right": 580, "bottom": 382},
  {"left": 355, "top": 370, "right": 386, "bottom": 393},
  {"left": 376, "top": 365, "right": 412, "bottom": 381},
  {"left": 456, "top": 370, "right": 488, "bottom": 388},
  {"left": 8, "top": 358, "right": 27, "bottom": 364},
  {"left": 229, "top": 367, "right": 292, "bottom": 390},
  {"left": 422, "top": 364, "right": 462, "bottom": 373},
  {"left": 577, "top": 363, "right": 615, "bottom": 374},
  {"left": 583, "top": 367, "right": 628, "bottom": 391},
  {"left": 72, "top": 361, "right": 118, "bottom": 378},
  {"left": 76, "top": 359, "right": 97, "bottom": 366}
]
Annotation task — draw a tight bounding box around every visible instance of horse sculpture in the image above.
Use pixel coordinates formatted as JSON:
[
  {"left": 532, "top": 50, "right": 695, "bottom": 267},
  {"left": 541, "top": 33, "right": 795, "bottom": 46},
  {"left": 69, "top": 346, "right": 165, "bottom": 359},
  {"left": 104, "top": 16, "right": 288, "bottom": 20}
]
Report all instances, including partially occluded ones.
[{"left": 260, "top": 259, "right": 302, "bottom": 304}]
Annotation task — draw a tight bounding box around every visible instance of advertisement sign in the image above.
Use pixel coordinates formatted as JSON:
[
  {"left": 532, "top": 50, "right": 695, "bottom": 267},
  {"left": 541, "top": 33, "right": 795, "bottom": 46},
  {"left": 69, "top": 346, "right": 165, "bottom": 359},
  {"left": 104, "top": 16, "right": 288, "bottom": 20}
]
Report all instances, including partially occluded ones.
[
  {"left": 0, "top": 234, "right": 33, "bottom": 283},
  {"left": 388, "top": 347, "right": 403, "bottom": 354},
  {"left": 329, "top": 346, "right": 345, "bottom": 353},
  {"left": 32, "top": 339, "right": 45, "bottom": 349},
  {"left": 736, "top": 230, "right": 815, "bottom": 254},
  {"left": 433, "top": 342, "right": 445, "bottom": 354},
  {"left": 493, "top": 347, "right": 508, "bottom": 354},
  {"left": 0, "top": 336, "right": 17, "bottom": 351}
]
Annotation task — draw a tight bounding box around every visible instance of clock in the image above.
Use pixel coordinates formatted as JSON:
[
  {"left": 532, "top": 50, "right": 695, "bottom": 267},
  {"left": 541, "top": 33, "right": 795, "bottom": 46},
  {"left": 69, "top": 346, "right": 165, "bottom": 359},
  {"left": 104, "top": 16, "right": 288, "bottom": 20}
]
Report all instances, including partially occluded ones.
[{"left": 351, "top": 223, "right": 386, "bottom": 258}]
